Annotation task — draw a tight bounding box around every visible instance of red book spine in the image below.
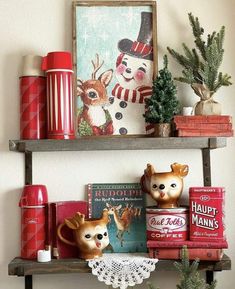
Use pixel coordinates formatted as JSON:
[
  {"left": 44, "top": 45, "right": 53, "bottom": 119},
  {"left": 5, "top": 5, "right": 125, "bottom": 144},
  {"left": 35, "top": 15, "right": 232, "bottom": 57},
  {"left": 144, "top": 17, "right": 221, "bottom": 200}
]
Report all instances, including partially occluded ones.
[
  {"left": 147, "top": 240, "right": 228, "bottom": 249},
  {"left": 176, "top": 129, "right": 234, "bottom": 137},
  {"left": 173, "top": 115, "right": 232, "bottom": 123},
  {"left": 175, "top": 123, "right": 232, "bottom": 130},
  {"left": 50, "top": 201, "right": 88, "bottom": 259},
  {"left": 149, "top": 248, "right": 223, "bottom": 260}
]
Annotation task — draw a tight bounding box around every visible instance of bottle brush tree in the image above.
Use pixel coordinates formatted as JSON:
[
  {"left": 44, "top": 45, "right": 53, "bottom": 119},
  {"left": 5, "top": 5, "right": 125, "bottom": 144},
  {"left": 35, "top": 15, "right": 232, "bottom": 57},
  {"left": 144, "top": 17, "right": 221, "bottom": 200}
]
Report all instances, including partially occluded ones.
[
  {"left": 167, "top": 13, "right": 232, "bottom": 99},
  {"left": 144, "top": 55, "right": 180, "bottom": 124}
]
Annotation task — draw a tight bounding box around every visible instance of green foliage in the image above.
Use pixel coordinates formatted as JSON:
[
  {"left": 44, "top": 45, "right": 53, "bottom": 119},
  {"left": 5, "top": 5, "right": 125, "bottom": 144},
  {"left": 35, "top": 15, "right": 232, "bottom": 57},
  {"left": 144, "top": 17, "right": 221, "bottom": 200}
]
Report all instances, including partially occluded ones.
[
  {"left": 175, "top": 246, "right": 217, "bottom": 289},
  {"left": 144, "top": 55, "right": 180, "bottom": 123},
  {"left": 167, "top": 13, "right": 232, "bottom": 93},
  {"left": 78, "top": 120, "right": 93, "bottom": 136},
  {"left": 147, "top": 281, "right": 160, "bottom": 289}
]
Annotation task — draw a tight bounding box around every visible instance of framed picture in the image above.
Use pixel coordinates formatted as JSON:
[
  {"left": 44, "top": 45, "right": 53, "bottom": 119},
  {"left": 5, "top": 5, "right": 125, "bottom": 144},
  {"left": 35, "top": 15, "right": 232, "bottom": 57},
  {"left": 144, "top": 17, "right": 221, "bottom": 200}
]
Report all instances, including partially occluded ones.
[{"left": 73, "top": 1, "right": 157, "bottom": 137}]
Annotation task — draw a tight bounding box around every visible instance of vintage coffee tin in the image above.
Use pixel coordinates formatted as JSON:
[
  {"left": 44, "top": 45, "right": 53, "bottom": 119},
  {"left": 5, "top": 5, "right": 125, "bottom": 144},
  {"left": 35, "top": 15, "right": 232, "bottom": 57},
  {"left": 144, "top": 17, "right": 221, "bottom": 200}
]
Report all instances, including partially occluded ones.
[
  {"left": 146, "top": 206, "right": 188, "bottom": 241},
  {"left": 189, "top": 187, "right": 225, "bottom": 242}
]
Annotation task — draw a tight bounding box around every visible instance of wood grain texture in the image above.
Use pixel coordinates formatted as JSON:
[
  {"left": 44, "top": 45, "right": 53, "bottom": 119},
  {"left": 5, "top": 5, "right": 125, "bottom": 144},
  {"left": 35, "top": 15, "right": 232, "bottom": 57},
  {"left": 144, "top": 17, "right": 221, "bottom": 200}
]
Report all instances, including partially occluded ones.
[
  {"left": 9, "top": 137, "right": 227, "bottom": 152},
  {"left": 8, "top": 255, "right": 231, "bottom": 276}
]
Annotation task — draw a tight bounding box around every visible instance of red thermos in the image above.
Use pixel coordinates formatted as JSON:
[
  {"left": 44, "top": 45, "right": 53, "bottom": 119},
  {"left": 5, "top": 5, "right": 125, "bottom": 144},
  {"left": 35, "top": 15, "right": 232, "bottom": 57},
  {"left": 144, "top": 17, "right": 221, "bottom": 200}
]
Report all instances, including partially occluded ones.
[
  {"left": 42, "top": 51, "right": 75, "bottom": 139},
  {"left": 20, "top": 55, "right": 47, "bottom": 139},
  {"left": 19, "top": 185, "right": 48, "bottom": 259}
]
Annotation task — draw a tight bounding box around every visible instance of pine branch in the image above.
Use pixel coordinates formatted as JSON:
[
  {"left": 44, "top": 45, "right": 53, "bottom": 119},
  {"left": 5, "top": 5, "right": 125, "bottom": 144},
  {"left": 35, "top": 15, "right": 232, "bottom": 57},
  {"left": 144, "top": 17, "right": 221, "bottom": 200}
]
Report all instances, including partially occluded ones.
[
  {"left": 174, "top": 246, "right": 217, "bottom": 289},
  {"left": 167, "top": 13, "right": 232, "bottom": 94},
  {"left": 188, "top": 13, "right": 206, "bottom": 60},
  {"left": 167, "top": 47, "right": 194, "bottom": 71}
]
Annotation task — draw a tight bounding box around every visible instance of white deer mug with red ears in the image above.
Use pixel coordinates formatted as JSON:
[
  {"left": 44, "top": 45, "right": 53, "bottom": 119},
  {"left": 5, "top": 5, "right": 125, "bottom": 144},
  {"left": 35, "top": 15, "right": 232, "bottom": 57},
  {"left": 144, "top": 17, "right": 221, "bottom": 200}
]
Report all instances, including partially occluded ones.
[{"left": 42, "top": 51, "right": 75, "bottom": 139}]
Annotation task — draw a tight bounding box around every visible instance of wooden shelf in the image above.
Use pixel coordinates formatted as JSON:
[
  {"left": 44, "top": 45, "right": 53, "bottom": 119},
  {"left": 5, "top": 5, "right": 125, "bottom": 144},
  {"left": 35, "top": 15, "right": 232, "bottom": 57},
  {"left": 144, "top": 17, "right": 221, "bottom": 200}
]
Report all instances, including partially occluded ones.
[
  {"left": 8, "top": 255, "right": 231, "bottom": 277},
  {"left": 9, "top": 137, "right": 227, "bottom": 152}
]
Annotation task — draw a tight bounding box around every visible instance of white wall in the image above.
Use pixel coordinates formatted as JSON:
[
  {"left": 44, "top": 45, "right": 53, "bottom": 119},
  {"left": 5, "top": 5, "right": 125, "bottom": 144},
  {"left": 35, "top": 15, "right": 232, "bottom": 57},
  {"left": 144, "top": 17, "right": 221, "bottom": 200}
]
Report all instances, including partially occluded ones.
[{"left": 0, "top": 0, "right": 234, "bottom": 288}]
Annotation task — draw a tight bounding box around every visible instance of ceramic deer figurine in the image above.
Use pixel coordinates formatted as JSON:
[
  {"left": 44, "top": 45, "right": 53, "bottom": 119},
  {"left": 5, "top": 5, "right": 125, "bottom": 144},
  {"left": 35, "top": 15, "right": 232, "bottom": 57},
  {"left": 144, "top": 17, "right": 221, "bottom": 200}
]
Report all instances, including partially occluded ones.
[
  {"left": 77, "top": 54, "right": 114, "bottom": 136},
  {"left": 106, "top": 203, "right": 134, "bottom": 247},
  {"left": 57, "top": 210, "right": 110, "bottom": 260},
  {"left": 141, "top": 162, "right": 189, "bottom": 208}
]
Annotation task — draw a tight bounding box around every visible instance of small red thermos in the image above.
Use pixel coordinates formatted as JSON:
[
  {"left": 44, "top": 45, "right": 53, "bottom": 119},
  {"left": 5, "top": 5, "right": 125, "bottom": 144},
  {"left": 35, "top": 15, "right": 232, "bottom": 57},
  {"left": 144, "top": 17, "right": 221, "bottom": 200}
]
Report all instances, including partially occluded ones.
[
  {"left": 19, "top": 185, "right": 48, "bottom": 259},
  {"left": 20, "top": 55, "right": 47, "bottom": 139},
  {"left": 42, "top": 51, "right": 75, "bottom": 139}
]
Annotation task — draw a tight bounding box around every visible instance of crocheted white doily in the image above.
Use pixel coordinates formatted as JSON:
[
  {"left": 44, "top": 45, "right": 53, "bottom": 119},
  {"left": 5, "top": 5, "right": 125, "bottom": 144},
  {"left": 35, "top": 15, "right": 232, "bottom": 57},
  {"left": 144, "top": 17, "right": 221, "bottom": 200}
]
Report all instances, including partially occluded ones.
[{"left": 88, "top": 253, "right": 158, "bottom": 289}]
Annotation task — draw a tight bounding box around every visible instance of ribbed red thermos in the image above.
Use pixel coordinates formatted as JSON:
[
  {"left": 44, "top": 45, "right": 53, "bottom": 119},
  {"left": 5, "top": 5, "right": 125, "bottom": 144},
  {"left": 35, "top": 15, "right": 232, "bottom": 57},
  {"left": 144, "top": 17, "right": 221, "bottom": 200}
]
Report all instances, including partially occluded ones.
[
  {"left": 19, "top": 185, "right": 48, "bottom": 259},
  {"left": 42, "top": 51, "right": 75, "bottom": 139}
]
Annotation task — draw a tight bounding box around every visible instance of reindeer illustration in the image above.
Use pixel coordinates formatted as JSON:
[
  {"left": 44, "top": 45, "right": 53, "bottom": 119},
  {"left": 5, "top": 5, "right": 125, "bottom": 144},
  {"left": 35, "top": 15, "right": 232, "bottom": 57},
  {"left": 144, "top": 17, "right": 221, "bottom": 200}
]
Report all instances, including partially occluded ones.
[
  {"left": 106, "top": 203, "right": 135, "bottom": 247},
  {"left": 133, "top": 207, "right": 142, "bottom": 218},
  {"left": 77, "top": 54, "right": 114, "bottom": 136}
]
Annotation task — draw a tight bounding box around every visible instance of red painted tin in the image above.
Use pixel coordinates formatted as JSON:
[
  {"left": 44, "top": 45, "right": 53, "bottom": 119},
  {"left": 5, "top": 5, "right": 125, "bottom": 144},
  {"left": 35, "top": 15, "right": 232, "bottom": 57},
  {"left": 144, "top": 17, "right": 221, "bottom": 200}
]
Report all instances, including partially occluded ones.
[
  {"left": 189, "top": 187, "right": 225, "bottom": 242},
  {"left": 146, "top": 206, "right": 188, "bottom": 241}
]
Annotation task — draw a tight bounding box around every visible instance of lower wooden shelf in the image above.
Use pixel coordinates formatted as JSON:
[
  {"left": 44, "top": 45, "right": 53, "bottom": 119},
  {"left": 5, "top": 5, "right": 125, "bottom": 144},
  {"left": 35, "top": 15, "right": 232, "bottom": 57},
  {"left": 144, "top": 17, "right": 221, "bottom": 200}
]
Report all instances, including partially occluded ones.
[{"left": 8, "top": 255, "right": 231, "bottom": 277}]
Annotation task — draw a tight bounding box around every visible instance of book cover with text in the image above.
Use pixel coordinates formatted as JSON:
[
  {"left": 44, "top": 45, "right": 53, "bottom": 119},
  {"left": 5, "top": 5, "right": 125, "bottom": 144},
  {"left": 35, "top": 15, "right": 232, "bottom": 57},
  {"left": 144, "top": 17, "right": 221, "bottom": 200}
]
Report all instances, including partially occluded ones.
[{"left": 87, "top": 183, "right": 147, "bottom": 253}]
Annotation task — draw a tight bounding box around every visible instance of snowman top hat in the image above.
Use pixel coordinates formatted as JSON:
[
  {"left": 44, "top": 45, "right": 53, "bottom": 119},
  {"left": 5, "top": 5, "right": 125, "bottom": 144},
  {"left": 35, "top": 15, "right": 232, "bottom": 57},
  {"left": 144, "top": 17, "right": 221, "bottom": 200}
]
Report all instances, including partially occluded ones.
[{"left": 118, "top": 12, "right": 153, "bottom": 61}]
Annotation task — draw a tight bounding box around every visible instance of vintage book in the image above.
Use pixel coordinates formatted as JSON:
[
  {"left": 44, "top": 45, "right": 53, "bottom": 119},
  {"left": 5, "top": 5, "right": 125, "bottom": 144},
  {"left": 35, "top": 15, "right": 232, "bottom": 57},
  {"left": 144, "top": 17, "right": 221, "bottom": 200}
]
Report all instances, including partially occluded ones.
[
  {"left": 173, "top": 115, "right": 232, "bottom": 124},
  {"left": 175, "top": 123, "right": 232, "bottom": 130},
  {"left": 87, "top": 183, "right": 147, "bottom": 253},
  {"left": 148, "top": 247, "right": 223, "bottom": 260},
  {"left": 50, "top": 201, "right": 88, "bottom": 258},
  {"left": 147, "top": 240, "right": 228, "bottom": 249},
  {"left": 176, "top": 129, "right": 234, "bottom": 137}
]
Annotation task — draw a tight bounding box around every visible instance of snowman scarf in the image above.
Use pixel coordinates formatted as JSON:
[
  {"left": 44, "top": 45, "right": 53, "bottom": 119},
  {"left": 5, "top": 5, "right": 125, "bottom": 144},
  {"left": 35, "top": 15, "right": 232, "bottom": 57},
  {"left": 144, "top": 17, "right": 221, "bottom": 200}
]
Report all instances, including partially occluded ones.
[
  {"left": 112, "top": 83, "right": 152, "bottom": 103},
  {"left": 111, "top": 83, "right": 154, "bottom": 135}
]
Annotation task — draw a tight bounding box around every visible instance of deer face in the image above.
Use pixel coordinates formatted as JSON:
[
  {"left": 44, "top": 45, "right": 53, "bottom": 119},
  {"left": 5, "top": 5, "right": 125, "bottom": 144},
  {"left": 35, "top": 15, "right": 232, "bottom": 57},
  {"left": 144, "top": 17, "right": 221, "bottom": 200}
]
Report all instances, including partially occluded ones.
[
  {"left": 106, "top": 203, "right": 122, "bottom": 215},
  {"left": 77, "top": 54, "right": 113, "bottom": 108},
  {"left": 78, "top": 80, "right": 107, "bottom": 106},
  {"left": 74, "top": 222, "right": 109, "bottom": 251},
  {"left": 63, "top": 211, "right": 110, "bottom": 259},
  {"left": 141, "top": 163, "right": 189, "bottom": 208}
]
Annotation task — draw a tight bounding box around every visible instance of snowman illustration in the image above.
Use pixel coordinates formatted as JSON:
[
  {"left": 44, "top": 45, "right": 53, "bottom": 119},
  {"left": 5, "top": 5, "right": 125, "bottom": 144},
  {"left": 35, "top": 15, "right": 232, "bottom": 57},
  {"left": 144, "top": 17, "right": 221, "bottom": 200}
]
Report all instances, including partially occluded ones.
[{"left": 110, "top": 12, "right": 154, "bottom": 135}]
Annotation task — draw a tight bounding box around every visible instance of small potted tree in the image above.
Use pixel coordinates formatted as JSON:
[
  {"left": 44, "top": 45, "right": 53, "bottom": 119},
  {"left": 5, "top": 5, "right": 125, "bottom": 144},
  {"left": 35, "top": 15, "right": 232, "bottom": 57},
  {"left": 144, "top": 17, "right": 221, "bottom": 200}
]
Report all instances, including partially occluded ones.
[
  {"left": 167, "top": 13, "right": 232, "bottom": 115},
  {"left": 144, "top": 55, "right": 180, "bottom": 137}
]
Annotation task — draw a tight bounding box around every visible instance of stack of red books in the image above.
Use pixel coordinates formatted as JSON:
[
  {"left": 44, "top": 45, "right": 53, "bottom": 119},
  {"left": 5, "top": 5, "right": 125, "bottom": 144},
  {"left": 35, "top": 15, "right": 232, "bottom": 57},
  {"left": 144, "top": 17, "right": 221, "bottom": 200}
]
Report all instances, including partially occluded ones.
[
  {"left": 173, "top": 115, "right": 233, "bottom": 137},
  {"left": 147, "top": 240, "right": 228, "bottom": 260}
]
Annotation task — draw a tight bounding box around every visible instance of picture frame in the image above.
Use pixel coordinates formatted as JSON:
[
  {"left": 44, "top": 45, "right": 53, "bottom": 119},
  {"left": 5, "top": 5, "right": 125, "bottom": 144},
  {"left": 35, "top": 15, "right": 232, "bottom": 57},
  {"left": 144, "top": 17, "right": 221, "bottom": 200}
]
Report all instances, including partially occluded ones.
[{"left": 73, "top": 1, "right": 157, "bottom": 137}]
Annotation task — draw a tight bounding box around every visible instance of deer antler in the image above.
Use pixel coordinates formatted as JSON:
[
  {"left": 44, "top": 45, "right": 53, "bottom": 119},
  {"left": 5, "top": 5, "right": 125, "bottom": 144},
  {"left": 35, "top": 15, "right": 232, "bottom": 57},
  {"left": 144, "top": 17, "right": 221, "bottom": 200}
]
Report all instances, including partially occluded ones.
[
  {"left": 91, "top": 53, "right": 104, "bottom": 80},
  {"left": 73, "top": 212, "right": 85, "bottom": 225},
  {"left": 77, "top": 78, "right": 83, "bottom": 86}
]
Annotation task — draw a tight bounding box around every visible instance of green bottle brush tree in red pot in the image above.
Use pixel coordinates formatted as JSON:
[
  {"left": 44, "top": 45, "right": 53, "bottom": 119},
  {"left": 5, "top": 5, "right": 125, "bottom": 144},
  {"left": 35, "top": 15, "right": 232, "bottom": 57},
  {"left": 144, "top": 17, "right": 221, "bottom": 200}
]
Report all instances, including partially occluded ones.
[{"left": 144, "top": 55, "right": 180, "bottom": 137}]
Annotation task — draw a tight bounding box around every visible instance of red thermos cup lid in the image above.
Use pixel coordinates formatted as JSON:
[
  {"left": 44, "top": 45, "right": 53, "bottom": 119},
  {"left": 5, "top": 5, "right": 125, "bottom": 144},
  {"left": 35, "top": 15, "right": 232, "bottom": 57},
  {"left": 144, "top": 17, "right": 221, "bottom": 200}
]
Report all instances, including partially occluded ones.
[
  {"left": 41, "top": 51, "right": 73, "bottom": 71},
  {"left": 19, "top": 184, "right": 48, "bottom": 207}
]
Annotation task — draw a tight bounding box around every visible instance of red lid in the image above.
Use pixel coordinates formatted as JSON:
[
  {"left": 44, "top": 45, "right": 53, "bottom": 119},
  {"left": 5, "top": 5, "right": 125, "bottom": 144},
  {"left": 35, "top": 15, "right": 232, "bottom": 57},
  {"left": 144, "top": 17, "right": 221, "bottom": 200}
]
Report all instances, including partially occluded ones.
[
  {"left": 41, "top": 51, "right": 73, "bottom": 71},
  {"left": 19, "top": 184, "right": 48, "bottom": 207}
]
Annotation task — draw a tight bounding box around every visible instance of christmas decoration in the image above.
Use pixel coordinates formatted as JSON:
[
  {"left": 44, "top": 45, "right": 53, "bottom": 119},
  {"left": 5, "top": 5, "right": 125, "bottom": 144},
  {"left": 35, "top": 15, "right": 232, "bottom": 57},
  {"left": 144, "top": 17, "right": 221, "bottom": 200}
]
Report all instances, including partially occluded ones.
[
  {"left": 147, "top": 246, "right": 217, "bottom": 289},
  {"left": 143, "top": 55, "right": 179, "bottom": 136},
  {"left": 167, "top": 13, "right": 232, "bottom": 115}
]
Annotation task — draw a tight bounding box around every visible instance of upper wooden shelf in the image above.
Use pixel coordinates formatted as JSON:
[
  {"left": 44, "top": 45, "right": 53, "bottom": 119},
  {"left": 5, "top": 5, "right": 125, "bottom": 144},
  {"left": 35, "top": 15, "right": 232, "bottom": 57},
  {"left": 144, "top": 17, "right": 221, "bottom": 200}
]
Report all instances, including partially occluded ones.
[
  {"left": 9, "top": 137, "right": 227, "bottom": 152},
  {"left": 8, "top": 255, "right": 231, "bottom": 276}
]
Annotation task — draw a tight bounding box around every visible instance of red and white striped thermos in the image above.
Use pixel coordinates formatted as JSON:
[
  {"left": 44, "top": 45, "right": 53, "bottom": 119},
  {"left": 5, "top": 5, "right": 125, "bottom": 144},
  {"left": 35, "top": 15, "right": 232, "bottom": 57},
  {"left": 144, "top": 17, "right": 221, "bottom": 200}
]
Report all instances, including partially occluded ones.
[
  {"left": 42, "top": 51, "right": 75, "bottom": 139},
  {"left": 19, "top": 185, "right": 48, "bottom": 259},
  {"left": 20, "top": 55, "right": 47, "bottom": 139}
]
